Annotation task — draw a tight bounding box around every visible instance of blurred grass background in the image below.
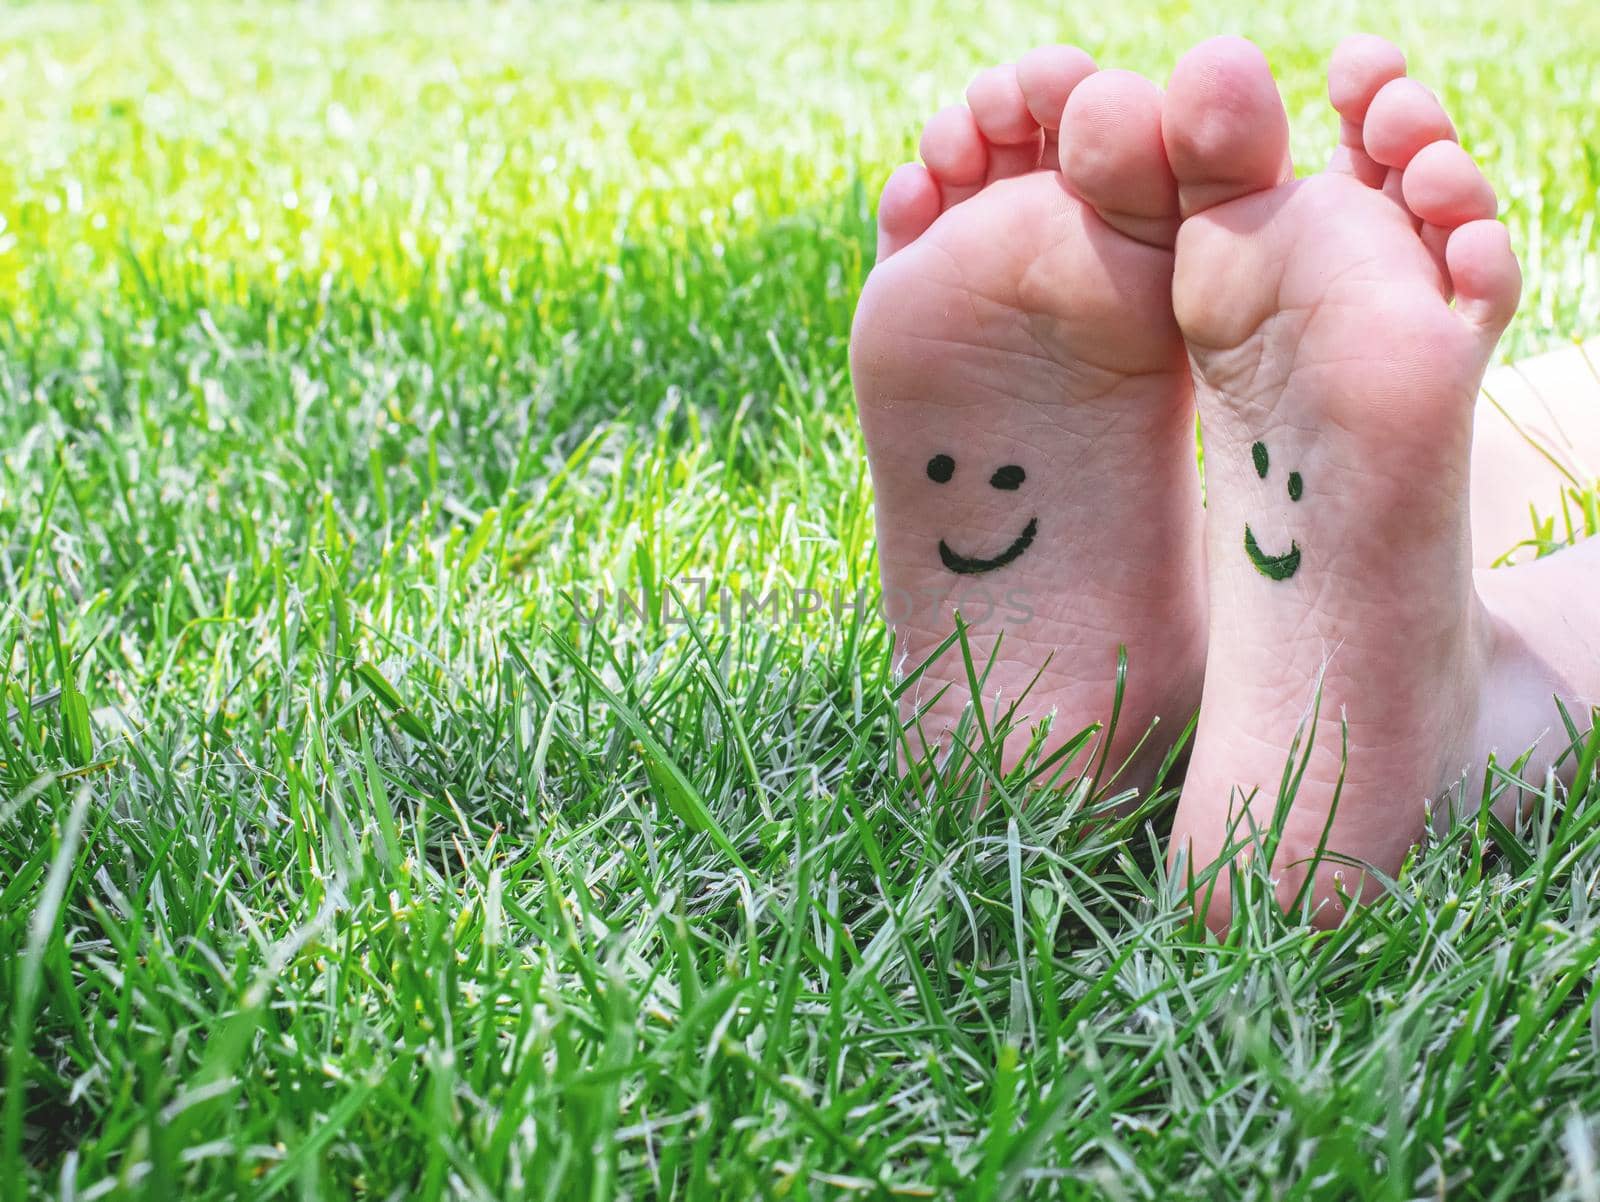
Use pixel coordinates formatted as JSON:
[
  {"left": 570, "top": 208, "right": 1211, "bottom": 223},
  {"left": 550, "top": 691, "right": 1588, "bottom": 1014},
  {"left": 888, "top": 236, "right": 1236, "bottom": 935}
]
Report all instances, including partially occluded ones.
[
  {"left": 2, "top": 2, "right": 1598, "bottom": 1199},
  {"left": 4, "top": 0, "right": 1597, "bottom": 346}
]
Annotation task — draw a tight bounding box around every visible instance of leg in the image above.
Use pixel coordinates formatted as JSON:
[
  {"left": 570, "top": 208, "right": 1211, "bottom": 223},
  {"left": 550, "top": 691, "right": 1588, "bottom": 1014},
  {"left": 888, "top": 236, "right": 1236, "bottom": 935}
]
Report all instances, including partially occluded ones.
[
  {"left": 1472, "top": 338, "right": 1600, "bottom": 565},
  {"left": 1476, "top": 536, "right": 1600, "bottom": 775}
]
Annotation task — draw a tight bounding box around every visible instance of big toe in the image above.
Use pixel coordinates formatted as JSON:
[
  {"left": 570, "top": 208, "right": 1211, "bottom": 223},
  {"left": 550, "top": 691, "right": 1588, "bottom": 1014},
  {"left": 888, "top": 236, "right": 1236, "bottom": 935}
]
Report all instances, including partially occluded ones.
[
  {"left": 1059, "top": 68, "right": 1179, "bottom": 248},
  {"left": 1163, "top": 36, "right": 1293, "bottom": 216}
]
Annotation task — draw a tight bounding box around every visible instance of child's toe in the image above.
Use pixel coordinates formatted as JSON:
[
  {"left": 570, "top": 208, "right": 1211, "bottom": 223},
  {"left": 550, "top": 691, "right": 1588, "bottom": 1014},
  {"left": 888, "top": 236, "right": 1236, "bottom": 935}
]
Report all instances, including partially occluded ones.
[
  {"left": 1402, "top": 140, "right": 1498, "bottom": 228},
  {"left": 1060, "top": 68, "right": 1179, "bottom": 247},
  {"left": 1327, "top": 34, "right": 1407, "bottom": 123},
  {"left": 1163, "top": 36, "right": 1294, "bottom": 216},
  {"left": 967, "top": 63, "right": 1044, "bottom": 181},
  {"left": 1363, "top": 77, "right": 1456, "bottom": 169},
  {"left": 1015, "top": 44, "right": 1097, "bottom": 171},
  {"left": 1326, "top": 33, "right": 1407, "bottom": 185},
  {"left": 875, "top": 163, "right": 943, "bottom": 262},
  {"left": 919, "top": 104, "right": 988, "bottom": 208},
  {"left": 1447, "top": 219, "right": 1521, "bottom": 336}
]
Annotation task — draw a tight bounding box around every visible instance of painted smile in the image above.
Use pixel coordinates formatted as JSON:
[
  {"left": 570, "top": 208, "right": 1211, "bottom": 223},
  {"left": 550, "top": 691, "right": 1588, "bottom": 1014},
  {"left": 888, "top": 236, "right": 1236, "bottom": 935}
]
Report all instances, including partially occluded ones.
[
  {"left": 939, "top": 518, "right": 1038, "bottom": 575},
  {"left": 1243, "top": 440, "right": 1304, "bottom": 581},
  {"left": 1244, "top": 524, "right": 1301, "bottom": 581}
]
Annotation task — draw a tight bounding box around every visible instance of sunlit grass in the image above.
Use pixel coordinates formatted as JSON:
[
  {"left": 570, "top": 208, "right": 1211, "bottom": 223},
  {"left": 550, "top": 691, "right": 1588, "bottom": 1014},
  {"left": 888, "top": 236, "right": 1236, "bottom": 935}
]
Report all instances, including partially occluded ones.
[{"left": 3, "top": 1, "right": 1599, "bottom": 1198}]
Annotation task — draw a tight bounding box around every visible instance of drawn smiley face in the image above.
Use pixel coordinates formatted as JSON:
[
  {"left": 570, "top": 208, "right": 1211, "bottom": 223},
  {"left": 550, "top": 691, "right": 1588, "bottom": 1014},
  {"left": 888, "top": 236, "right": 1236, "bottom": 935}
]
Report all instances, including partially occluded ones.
[
  {"left": 1243, "top": 440, "right": 1304, "bottom": 581},
  {"left": 926, "top": 453, "right": 1036, "bottom": 574}
]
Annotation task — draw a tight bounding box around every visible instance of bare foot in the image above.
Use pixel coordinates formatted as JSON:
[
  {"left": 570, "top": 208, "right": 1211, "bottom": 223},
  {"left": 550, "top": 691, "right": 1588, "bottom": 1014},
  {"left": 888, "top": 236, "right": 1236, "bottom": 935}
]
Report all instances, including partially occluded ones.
[
  {"left": 850, "top": 48, "right": 1206, "bottom": 785},
  {"left": 1162, "top": 35, "right": 1568, "bottom": 924},
  {"left": 1322, "top": 37, "right": 1600, "bottom": 566}
]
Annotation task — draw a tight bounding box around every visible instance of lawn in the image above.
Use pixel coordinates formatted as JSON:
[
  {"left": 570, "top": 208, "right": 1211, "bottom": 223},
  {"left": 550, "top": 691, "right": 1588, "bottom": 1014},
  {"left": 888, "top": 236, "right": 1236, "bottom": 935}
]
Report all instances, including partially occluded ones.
[{"left": 3, "top": 1, "right": 1600, "bottom": 1198}]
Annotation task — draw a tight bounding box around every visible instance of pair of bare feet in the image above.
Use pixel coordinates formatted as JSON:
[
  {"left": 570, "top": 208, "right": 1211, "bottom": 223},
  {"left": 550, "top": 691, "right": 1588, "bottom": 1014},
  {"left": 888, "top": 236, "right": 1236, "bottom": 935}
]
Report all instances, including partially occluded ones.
[{"left": 850, "top": 35, "right": 1600, "bottom": 926}]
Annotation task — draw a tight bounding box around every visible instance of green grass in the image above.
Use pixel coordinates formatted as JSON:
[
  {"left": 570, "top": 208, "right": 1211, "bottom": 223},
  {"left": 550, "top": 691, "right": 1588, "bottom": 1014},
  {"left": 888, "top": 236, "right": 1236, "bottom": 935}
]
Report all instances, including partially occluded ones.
[{"left": 3, "top": 1, "right": 1600, "bottom": 1198}]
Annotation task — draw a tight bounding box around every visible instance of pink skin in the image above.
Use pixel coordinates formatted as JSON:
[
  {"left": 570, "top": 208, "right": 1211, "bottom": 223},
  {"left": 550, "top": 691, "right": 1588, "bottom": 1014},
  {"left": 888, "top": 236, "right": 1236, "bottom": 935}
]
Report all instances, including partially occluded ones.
[
  {"left": 1473, "top": 338, "right": 1600, "bottom": 565},
  {"left": 1320, "top": 35, "right": 1598, "bottom": 567},
  {"left": 851, "top": 47, "right": 1205, "bottom": 787},
  {"left": 1164, "top": 35, "right": 1600, "bottom": 928},
  {"left": 852, "top": 38, "right": 1600, "bottom": 920}
]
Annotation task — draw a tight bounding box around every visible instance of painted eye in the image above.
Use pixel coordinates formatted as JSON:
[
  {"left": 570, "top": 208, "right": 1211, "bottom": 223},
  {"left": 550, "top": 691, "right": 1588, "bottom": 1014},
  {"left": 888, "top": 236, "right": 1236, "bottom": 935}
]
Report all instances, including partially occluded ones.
[
  {"left": 1288, "top": 471, "right": 1303, "bottom": 501},
  {"left": 927, "top": 454, "right": 955, "bottom": 483},
  {"left": 990, "top": 464, "right": 1025, "bottom": 490}
]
